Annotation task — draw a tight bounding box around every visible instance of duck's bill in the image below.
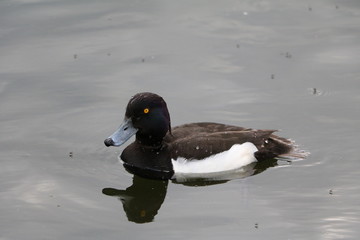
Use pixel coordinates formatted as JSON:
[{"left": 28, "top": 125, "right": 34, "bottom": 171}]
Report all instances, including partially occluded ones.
[{"left": 104, "top": 118, "right": 138, "bottom": 147}]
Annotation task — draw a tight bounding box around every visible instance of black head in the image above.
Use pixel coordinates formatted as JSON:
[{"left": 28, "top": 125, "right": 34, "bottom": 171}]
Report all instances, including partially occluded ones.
[
  {"left": 104, "top": 92, "right": 171, "bottom": 147},
  {"left": 126, "top": 92, "right": 171, "bottom": 144}
]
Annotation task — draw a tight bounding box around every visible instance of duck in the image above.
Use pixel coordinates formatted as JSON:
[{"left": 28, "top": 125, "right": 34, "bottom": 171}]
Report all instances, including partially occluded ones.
[{"left": 104, "top": 92, "right": 300, "bottom": 180}]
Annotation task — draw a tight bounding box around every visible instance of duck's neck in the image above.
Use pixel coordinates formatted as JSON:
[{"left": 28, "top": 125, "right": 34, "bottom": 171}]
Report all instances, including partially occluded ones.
[{"left": 135, "top": 133, "right": 164, "bottom": 149}]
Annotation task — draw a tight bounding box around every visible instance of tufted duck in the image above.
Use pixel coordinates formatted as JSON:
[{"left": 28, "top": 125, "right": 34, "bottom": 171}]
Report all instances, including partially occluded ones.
[{"left": 104, "top": 92, "right": 302, "bottom": 180}]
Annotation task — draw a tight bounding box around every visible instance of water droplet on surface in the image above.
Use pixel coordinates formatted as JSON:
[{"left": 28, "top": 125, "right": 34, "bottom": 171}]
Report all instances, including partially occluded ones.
[{"left": 195, "top": 146, "right": 200, "bottom": 150}]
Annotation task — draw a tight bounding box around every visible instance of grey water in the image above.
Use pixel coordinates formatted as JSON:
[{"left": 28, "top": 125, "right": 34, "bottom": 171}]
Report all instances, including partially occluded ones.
[{"left": 1, "top": 0, "right": 360, "bottom": 239}]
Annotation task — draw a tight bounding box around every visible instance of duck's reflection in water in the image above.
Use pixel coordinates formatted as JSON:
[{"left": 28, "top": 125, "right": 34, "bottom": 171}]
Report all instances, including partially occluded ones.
[
  {"left": 102, "top": 176, "right": 168, "bottom": 223},
  {"left": 102, "top": 158, "right": 282, "bottom": 223}
]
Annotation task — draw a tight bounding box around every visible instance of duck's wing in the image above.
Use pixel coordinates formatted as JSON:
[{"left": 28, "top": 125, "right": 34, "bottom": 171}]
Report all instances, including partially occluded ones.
[
  {"left": 167, "top": 128, "right": 277, "bottom": 160},
  {"left": 171, "top": 122, "right": 248, "bottom": 135}
]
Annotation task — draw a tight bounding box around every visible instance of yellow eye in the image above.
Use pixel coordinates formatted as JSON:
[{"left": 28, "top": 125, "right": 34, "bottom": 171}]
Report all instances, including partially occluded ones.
[{"left": 143, "top": 108, "right": 150, "bottom": 114}]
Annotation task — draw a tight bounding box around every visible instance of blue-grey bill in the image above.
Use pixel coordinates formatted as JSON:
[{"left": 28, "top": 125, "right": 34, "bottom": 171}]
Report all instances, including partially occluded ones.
[{"left": 106, "top": 118, "right": 138, "bottom": 146}]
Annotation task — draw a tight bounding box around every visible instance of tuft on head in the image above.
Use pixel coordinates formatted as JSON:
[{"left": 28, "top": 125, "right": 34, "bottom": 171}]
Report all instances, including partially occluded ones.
[{"left": 126, "top": 93, "right": 165, "bottom": 116}]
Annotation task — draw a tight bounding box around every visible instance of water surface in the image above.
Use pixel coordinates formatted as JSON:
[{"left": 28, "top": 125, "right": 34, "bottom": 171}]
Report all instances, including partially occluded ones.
[{"left": 1, "top": 0, "right": 360, "bottom": 239}]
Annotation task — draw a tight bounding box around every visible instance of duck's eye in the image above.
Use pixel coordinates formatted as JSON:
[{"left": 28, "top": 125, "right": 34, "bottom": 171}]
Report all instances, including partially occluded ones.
[{"left": 143, "top": 108, "right": 150, "bottom": 114}]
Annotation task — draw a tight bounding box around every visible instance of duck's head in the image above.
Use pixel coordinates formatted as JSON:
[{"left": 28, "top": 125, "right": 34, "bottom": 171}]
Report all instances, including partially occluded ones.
[{"left": 104, "top": 92, "right": 171, "bottom": 147}]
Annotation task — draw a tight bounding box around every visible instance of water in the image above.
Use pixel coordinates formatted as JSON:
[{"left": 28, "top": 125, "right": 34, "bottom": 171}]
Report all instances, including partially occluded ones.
[{"left": 1, "top": 0, "right": 360, "bottom": 239}]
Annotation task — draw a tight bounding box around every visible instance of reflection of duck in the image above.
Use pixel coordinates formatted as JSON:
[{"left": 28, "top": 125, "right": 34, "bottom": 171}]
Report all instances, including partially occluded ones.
[
  {"left": 102, "top": 159, "right": 283, "bottom": 223},
  {"left": 104, "top": 92, "right": 304, "bottom": 180},
  {"left": 102, "top": 176, "right": 168, "bottom": 223}
]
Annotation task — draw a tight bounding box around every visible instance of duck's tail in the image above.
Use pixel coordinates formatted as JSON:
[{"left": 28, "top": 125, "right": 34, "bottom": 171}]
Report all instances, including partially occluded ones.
[
  {"left": 255, "top": 133, "right": 308, "bottom": 161},
  {"left": 270, "top": 135, "right": 309, "bottom": 160}
]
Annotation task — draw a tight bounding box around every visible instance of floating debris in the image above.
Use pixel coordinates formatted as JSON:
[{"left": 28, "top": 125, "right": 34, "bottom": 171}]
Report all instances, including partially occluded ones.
[
  {"left": 255, "top": 223, "right": 259, "bottom": 229},
  {"left": 308, "top": 88, "right": 324, "bottom": 96},
  {"left": 329, "top": 189, "right": 333, "bottom": 195},
  {"left": 271, "top": 74, "right": 275, "bottom": 79},
  {"left": 69, "top": 152, "right": 73, "bottom": 158},
  {"left": 236, "top": 44, "right": 240, "bottom": 48},
  {"left": 73, "top": 54, "right": 77, "bottom": 59},
  {"left": 313, "top": 88, "right": 317, "bottom": 95},
  {"left": 281, "top": 52, "right": 292, "bottom": 59}
]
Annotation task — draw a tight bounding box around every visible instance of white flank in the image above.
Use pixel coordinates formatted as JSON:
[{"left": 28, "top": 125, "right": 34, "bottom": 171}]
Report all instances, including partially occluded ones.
[{"left": 172, "top": 142, "right": 258, "bottom": 174}]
